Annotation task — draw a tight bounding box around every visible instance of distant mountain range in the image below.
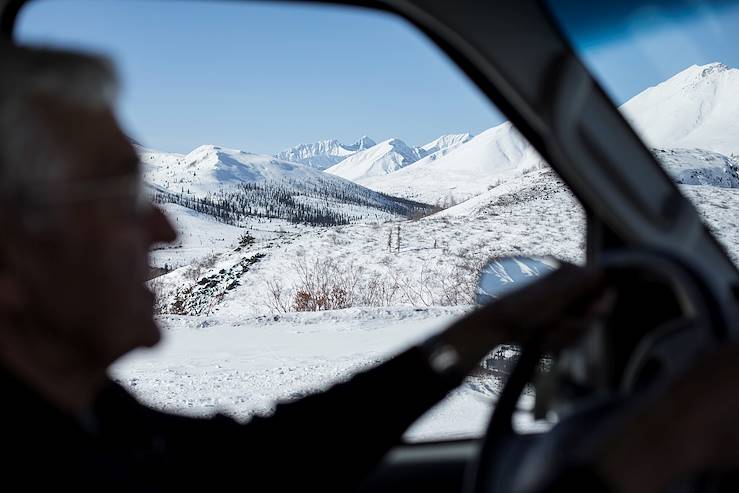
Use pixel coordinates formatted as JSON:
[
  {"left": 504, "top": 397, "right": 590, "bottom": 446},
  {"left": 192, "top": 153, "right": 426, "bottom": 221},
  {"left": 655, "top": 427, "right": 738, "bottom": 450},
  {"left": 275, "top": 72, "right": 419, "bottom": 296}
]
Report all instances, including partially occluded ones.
[
  {"left": 274, "top": 136, "right": 376, "bottom": 170},
  {"left": 141, "top": 62, "right": 739, "bottom": 215},
  {"left": 274, "top": 133, "right": 473, "bottom": 177}
]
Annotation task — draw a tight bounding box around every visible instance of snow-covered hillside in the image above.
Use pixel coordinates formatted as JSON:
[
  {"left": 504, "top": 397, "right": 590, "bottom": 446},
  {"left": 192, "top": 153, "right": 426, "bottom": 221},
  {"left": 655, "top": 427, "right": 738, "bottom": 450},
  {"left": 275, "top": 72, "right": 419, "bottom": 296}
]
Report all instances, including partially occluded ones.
[
  {"left": 149, "top": 202, "right": 247, "bottom": 270},
  {"left": 129, "top": 167, "right": 590, "bottom": 440},
  {"left": 275, "top": 136, "right": 376, "bottom": 170},
  {"left": 141, "top": 144, "right": 434, "bottom": 228},
  {"left": 621, "top": 62, "right": 739, "bottom": 156},
  {"left": 143, "top": 144, "right": 348, "bottom": 195}
]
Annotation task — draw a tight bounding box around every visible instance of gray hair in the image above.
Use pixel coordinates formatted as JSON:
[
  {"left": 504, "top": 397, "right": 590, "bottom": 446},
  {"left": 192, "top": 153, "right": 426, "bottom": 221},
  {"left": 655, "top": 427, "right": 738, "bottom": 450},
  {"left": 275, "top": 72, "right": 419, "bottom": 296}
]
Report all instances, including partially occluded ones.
[{"left": 0, "top": 42, "right": 119, "bottom": 205}]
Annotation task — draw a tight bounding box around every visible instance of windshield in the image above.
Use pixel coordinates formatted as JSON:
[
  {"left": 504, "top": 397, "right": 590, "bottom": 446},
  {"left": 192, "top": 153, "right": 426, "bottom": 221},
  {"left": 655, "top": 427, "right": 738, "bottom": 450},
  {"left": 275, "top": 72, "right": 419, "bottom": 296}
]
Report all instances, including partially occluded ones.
[{"left": 547, "top": 0, "right": 739, "bottom": 264}]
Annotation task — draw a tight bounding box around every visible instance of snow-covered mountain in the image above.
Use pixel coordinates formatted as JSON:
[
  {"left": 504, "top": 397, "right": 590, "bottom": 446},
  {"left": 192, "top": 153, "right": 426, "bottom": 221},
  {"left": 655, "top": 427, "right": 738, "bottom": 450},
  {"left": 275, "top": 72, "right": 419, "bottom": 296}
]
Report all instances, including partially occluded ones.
[
  {"left": 358, "top": 123, "right": 546, "bottom": 205},
  {"left": 325, "top": 138, "right": 428, "bottom": 181},
  {"left": 621, "top": 62, "right": 739, "bottom": 156},
  {"left": 275, "top": 136, "right": 376, "bottom": 170}
]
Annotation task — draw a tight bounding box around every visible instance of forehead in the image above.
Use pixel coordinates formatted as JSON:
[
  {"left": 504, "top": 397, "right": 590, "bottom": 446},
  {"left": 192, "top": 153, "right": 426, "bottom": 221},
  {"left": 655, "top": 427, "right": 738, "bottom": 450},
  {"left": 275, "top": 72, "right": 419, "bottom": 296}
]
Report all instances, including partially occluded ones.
[{"left": 30, "top": 94, "right": 139, "bottom": 181}]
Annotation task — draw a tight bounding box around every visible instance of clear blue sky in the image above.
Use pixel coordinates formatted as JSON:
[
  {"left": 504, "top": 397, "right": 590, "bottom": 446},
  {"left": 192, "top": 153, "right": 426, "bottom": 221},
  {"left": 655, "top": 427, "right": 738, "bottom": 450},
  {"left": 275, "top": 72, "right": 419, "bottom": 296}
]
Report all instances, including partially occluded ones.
[
  {"left": 17, "top": 0, "right": 503, "bottom": 155},
  {"left": 16, "top": 0, "right": 739, "bottom": 155}
]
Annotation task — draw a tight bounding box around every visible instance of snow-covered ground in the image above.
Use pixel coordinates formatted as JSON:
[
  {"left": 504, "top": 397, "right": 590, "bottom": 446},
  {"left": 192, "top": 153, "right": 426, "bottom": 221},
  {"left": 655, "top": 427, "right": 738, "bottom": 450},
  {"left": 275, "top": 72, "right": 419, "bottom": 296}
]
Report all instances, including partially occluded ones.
[
  {"left": 113, "top": 308, "right": 471, "bottom": 440},
  {"left": 149, "top": 203, "right": 248, "bottom": 270},
  {"left": 122, "top": 164, "right": 739, "bottom": 442},
  {"left": 111, "top": 307, "right": 543, "bottom": 441},
  {"left": 123, "top": 167, "right": 583, "bottom": 441}
]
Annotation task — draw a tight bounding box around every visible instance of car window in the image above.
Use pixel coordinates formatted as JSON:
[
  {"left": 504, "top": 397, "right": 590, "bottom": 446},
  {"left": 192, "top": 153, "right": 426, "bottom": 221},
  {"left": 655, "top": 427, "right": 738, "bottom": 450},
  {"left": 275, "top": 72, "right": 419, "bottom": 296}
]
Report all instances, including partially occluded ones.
[
  {"left": 547, "top": 0, "right": 739, "bottom": 266},
  {"left": 17, "top": 0, "right": 584, "bottom": 441}
]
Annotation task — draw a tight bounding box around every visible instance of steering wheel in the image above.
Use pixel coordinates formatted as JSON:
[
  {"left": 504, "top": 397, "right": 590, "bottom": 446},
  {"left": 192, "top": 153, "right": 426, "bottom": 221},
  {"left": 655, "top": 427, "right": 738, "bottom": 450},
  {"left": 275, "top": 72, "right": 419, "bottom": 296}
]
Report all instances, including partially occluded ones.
[{"left": 467, "top": 250, "right": 726, "bottom": 493}]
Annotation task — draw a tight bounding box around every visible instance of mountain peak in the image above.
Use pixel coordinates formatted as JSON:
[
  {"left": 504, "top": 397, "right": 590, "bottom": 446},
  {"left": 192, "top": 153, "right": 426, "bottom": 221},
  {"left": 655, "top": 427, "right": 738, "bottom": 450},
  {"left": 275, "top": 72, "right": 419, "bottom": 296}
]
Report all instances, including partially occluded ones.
[
  {"left": 696, "top": 61, "right": 729, "bottom": 77},
  {"left": 669, "top": 62, "right": 733, "bottom": 85},
  {"left": 353, "top": 136, "right": 376, "bottom": 150},
  {"left": 621, "top": 61, "right": 739, "bottom": 156}
]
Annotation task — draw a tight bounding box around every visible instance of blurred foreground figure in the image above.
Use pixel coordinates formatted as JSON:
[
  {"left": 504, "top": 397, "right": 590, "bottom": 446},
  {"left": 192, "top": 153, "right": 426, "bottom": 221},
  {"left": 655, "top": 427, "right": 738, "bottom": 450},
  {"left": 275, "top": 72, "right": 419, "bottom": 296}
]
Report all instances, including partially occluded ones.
[{"left": 2, "top": 43, "right": 727, "bottom": 493}]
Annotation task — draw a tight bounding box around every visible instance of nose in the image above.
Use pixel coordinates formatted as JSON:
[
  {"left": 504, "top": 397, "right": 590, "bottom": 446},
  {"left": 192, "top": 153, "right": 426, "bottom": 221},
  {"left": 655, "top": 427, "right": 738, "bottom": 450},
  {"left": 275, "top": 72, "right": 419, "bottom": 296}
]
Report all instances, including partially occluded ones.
[{"left": 146, "top": 205, "right": 177, "bottom": 245}]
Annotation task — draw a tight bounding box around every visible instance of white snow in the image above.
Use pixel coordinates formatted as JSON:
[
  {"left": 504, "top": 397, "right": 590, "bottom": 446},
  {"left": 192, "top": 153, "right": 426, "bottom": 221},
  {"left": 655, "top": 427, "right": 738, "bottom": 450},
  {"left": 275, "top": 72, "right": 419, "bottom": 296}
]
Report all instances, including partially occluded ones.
[{"left": 149, "top": 203, "right": 246, "bottom": 270}]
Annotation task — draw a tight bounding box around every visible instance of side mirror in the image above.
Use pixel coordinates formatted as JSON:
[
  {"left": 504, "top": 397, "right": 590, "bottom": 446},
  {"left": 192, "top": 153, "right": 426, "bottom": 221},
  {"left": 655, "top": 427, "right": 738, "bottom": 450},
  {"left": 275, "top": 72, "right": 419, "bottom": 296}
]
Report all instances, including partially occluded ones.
[{"left": 475, "top": 256, "right": 559, "bottom": 304}]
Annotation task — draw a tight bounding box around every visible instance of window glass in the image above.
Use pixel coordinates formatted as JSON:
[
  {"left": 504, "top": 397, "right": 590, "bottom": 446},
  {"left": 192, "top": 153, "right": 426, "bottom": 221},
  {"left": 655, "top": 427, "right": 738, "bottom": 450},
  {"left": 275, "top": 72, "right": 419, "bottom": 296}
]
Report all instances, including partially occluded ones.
[
  {"left": 547, "top": 0, "right": 739, "bottom": 265},
  {"left": 18, "top": 0, "right": 585, "bottom": 441}
]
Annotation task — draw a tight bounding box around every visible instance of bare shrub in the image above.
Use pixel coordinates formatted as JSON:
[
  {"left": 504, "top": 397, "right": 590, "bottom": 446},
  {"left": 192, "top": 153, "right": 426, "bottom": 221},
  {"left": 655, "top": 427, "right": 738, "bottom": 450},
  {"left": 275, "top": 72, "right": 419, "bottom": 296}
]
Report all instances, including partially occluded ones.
[
  {"left": 291, "top": 257, "right": 360, "bottom": 311},
  {"left": 379, "top": 255, "right": 393, "bottom": 267},
  {"left": 438, "top": 258, "right": 484, "bottom": 305},
  {"left": 387, "top": 264, "right": 423, "bottom": 306},
  {"left": 357, "top": 271, "right": 400, "bottom": 306},
  {"left": 237, "top": 232, "right": 256, "bottom": 248},
  {"left": 262, "top": 252, "right": 486, "bottom": 313},
  {"left": 264, "top": 278, "right": 292, "bottom": 313},
  {"left": 183, "top": 253, "right": 219, "bottom": 281},
  {"left": 294, "top": 286, "right": 350, "bottom": 311},
  {"left": 199, "top": 253, "right": 219, "bottom": 270},
  {"left": 390, "top": 255, "right": 486, "bottom": 307}
]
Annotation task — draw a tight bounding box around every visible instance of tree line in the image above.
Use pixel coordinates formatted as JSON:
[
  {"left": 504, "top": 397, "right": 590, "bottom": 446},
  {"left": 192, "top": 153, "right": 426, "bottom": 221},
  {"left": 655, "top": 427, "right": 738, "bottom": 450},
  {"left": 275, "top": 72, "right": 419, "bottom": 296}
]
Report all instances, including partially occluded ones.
[{"left": 149, "top": 179, "right": 435, "bottom": 227}]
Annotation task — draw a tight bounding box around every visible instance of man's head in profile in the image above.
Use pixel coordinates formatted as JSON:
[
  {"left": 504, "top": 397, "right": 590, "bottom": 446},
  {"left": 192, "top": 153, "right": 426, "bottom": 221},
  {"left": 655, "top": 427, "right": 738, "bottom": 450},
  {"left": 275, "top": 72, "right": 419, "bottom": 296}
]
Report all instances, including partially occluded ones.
[{"left": 0, "top": 44, "right": 176, "bottom": 411}]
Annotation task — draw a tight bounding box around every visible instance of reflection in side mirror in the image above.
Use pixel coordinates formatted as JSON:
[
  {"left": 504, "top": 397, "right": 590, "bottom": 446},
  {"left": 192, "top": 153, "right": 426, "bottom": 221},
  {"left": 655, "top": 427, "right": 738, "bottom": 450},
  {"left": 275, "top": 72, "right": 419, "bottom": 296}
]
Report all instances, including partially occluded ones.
[{"left": 475, "top": 256, "right": 559, "bottom": 304}]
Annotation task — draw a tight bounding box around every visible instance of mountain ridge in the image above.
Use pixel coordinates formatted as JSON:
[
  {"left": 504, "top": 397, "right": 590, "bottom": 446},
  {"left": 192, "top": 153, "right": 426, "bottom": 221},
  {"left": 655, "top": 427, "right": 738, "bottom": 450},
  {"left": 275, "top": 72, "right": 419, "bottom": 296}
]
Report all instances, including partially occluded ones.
[{"left": 275, "top": 136, "right": 377, "bottom": 170}]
